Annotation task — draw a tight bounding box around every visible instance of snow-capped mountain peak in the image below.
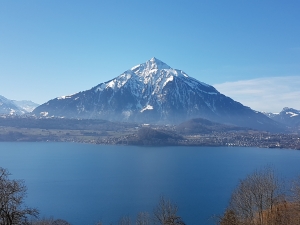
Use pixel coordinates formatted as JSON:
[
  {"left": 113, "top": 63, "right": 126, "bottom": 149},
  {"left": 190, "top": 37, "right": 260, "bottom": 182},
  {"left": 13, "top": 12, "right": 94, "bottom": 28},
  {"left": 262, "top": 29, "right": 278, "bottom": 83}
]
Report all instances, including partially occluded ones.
[
  {"left": 32, "top": 58, "right": 284, "bottom": 131},
  {"left": 282, "top": 107, "right": 300, "bottom": 118},
  {"left": 132, "top": 57, "right": 171, "bottom": 72},
  {"left": 96, "top": 57, "right": 215, "bottom": 95},
  {"left": 131, "top": 57, "right": 187, "bottom": 79},
  {"left": 263, "top": 107, "right": 300, "bottom": 129}
]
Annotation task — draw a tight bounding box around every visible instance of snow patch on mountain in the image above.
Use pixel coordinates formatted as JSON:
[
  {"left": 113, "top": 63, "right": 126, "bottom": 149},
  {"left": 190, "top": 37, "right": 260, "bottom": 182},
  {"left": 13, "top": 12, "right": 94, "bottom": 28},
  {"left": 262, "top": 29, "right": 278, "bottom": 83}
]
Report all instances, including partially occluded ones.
[
  {"left": 281, "top": 107, "right": 300, "bottom": 117},
  {"left": 141, "top": 105, "right": 154, "bottom": 112},
  {"left": 286, "top": 111, "right": 299, "bottom": 117},
  {"left": 57, "top": 96, "right": 72, "bottom": 100},
  {"left": 163, "top": 76, "right": 174, "bottom": 88},
  {"left": 40, "top": 112, "right": 49, "bottom": 116}
]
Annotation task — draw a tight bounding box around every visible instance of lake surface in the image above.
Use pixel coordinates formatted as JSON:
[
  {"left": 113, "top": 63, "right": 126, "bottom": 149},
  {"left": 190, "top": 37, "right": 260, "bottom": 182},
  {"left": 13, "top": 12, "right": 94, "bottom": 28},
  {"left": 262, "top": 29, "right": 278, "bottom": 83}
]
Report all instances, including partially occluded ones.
[{"left": 0, "top": 142, "right": 300, "bottom": 225}]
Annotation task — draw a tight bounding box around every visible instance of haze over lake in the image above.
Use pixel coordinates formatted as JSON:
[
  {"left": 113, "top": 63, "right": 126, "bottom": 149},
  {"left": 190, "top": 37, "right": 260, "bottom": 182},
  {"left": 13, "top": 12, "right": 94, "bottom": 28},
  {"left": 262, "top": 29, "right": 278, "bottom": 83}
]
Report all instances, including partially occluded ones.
[{"left": 1, "top": 142, "right": 300, "bottom": 225}]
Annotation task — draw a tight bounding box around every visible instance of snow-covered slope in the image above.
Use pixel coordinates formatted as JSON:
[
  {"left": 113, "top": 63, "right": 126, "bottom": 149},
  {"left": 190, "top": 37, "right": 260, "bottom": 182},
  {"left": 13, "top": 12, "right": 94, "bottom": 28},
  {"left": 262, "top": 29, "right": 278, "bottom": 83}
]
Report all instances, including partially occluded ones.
[
  {"left": 13, "top": 100, "right": 39, "bottom": 112},
  {"left": 0, "top": 95, "right": 25, "bottom": 115},
  {"left": 0, "top": 95, "right": 39, "bottom": 115},
  {"left": 33, "top": 58, "right": 284, "bottom": 131},
  {"left": 265, "top": 107, "right": 300, "bottom": 128}
]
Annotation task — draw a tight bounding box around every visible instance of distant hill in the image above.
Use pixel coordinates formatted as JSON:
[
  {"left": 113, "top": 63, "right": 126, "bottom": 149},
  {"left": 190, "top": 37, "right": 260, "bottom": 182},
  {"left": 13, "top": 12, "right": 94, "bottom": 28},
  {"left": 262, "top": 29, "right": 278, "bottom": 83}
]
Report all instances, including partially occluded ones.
[
  {"left": 0, "top": 116, "right": 134, "bottom": 131},
  {"left": 176, "top": 118, "right": 251, "bottom": 135},
  {"left": 33, "top": 58, "right": 284, "bottom": 132},
  {"left": 123, "top": 127, "right": 183, "bottom": 146}
]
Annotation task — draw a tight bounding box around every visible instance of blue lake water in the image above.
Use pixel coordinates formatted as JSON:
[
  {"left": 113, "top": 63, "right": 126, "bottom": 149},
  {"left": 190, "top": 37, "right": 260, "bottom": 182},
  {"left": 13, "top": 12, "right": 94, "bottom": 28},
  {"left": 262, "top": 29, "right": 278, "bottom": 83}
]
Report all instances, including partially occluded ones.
[{"left": 0, "top": 142, "right": 300, "bottom": 225}]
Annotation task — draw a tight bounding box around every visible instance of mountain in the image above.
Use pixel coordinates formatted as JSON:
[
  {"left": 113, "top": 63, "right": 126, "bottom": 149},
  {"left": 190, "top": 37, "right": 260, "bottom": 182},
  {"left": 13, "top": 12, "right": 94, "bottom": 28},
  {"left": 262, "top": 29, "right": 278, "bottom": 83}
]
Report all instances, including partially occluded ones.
[
  {"left": 0, "top": 95, "right": 39, "bottom": 115},
  {"left": 264, "top": 107, "right": 300, "bottom": 128},
  {"left": 0, "top": 95, "right": 25, "bottom": 115},
  {"left": 262, "top": 112, "right": 279, "bottom": 119},
  {"left": 32, "top": 58, "right": 284, "bottom": 132},
  {"left": 12, "top": 100, "right": 39, "bottom": 113}
]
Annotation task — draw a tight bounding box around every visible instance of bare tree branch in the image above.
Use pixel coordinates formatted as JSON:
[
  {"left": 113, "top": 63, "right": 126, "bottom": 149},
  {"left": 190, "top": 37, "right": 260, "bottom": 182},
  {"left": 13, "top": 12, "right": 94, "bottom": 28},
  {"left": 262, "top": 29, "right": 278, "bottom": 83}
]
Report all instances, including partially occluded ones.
[
  {"left": 0, "top": 167, "right": 38, "bottom": 225},
  {"left": 153, "top": 196, "right": 185, "bottom": 225}
]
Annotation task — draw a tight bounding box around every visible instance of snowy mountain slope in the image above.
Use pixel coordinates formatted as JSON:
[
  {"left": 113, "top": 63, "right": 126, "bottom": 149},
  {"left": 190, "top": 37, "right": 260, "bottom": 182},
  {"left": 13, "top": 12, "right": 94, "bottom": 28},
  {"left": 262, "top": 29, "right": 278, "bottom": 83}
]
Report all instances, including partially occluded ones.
[
  {"left": 0, "top": 95, "right": 25, "bottom": 115},
  {"left": 13, "top": 100, "right": 39, "bottom": 112},
  {"left": 263, "top": 112, "right": 279, "bottom": 119},
  {"left": 32, "top": 58, "right": 284, "bottom": 132},
  {"left": 0, "top": 95, "right": 39, "bottom": 115},
  {"left": 265, "top": 107, "right": 300, "bottom": 127}
]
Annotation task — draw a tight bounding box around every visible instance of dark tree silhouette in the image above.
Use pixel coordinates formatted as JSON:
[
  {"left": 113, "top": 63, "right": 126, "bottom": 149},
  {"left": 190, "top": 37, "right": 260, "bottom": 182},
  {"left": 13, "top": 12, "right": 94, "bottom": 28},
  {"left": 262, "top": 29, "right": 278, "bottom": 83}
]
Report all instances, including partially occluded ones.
[
  {"left": 153, "top": 196, "right": 185, "bottom": 225},
  {"left": 0, "top": 167, "right": 38, "bottom": 225}
]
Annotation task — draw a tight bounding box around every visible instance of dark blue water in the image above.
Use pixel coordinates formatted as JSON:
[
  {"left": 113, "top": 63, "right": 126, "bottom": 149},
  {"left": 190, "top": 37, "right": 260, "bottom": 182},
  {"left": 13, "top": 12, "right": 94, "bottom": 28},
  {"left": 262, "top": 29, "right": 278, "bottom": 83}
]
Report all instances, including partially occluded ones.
[{"left": 0, "top": 142, "right": 300, "bottom": 225}]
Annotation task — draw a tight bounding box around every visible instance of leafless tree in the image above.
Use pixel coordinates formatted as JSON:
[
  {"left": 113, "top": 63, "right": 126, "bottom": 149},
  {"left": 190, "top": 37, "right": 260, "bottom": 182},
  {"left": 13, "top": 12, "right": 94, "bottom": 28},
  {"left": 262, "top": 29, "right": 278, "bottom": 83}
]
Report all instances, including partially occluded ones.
[
  {"left": 288, "top": 175, "right": 300, "bottom": 224},
  {"left": 118, "top": 216, "right": 131, "bottom": 225},
  {"left": 95, "top": 221, "right": 103, "bottom": 225},
  {"left": 136, "top": 212, "right": 150, "bottom": 225},
  {"left": 153, "top": 196, "right": 185, "bottom": 225},
  {"left": 0, "top": 167, "right": 39, "bottom": 225},
  {"left": 31, "top": 218, "right": 71, "bottom": 225},
  {"left": 221, "top": 167, "right": 284, "bottom": 225},
  {"left": 218, "top": 210, "right": 239, "bottom": 225}
]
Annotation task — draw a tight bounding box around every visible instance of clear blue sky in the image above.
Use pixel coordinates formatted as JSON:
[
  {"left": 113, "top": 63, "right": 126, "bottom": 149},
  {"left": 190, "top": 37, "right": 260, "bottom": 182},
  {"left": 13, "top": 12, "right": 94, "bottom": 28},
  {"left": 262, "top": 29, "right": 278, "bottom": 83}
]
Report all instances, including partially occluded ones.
[{"left": 1, "top": 1, "right": 300, "bottom": 111}]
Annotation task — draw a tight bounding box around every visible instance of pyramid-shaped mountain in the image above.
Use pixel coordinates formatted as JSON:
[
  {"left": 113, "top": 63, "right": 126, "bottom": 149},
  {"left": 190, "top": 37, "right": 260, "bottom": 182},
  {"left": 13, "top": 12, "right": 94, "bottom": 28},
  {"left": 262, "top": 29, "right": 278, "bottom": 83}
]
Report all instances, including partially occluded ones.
[{"left": 33, "top": 58, "right": 284, "bottom": 131}]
